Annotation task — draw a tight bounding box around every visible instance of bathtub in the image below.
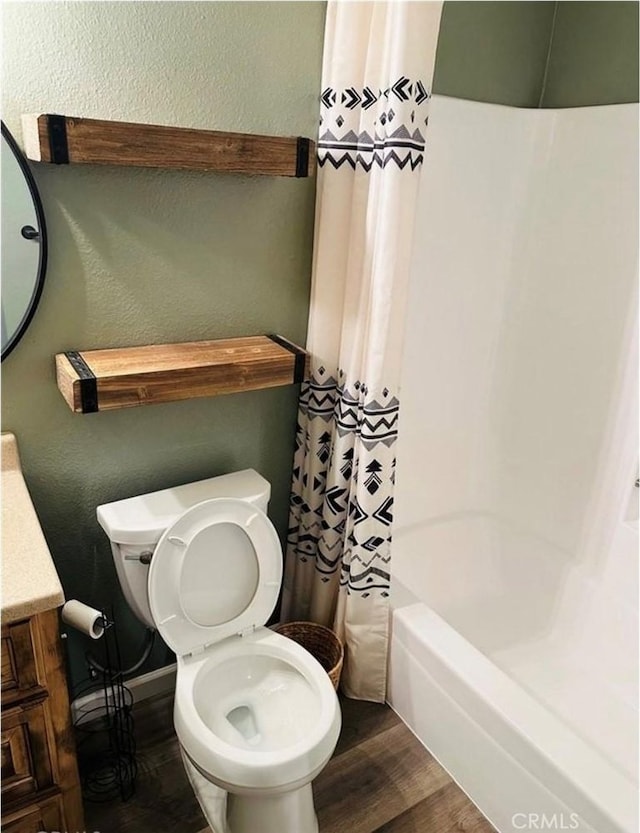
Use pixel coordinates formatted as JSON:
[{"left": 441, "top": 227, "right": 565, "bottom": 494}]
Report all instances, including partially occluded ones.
[
  {"left": 387, "top": 96, "right": 638, "bottom": 833},
  {"left": 387, "top": 515, "right": 638, "bottom": 833}
]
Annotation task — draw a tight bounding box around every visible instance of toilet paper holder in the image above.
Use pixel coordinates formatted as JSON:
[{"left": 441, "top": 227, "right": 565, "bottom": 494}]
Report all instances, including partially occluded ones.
[{"left": 60, "top": 599, "right": 112, "bottom": 641}]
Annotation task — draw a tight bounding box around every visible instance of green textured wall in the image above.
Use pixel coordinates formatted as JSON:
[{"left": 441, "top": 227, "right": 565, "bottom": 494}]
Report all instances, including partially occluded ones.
[
  {"left": 1, "top": 1, "right": 325, "bottom": 685},
  {"left": 434, "top": 1, "right": 639, "bottom": 108},
  {"left": 433, "top": 1, "right": 556, "bottom": 107},
  {"left": 541, "top": 1, "right": 640, "bottom": 107}
]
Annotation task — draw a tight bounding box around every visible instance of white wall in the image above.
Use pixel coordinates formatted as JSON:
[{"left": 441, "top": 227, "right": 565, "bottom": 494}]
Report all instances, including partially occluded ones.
[
  {"left": 395, "top": 98, "right": 536, "bottom": 529},
  {"left": 487, "top": 103, "right": 639, "bottom": 558},
  {"left": 394, "top": 96, "right": 638, "bottom": 568}
]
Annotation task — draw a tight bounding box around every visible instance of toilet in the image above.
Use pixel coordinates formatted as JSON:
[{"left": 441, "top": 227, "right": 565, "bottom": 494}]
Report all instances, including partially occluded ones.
[{"left": 97, "top": 469, "right": 341, "bottom": 833}]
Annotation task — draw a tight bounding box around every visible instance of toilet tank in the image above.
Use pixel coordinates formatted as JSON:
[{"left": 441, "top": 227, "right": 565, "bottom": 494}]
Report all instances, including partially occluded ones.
[{"left": 97, "top": 469, "right": 271, "bottom": 629}]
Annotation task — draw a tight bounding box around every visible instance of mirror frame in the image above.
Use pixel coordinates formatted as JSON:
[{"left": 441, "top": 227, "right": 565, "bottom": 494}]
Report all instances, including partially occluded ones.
[{"left": 1, "top": 120, "right": 48, "bottom": 361}]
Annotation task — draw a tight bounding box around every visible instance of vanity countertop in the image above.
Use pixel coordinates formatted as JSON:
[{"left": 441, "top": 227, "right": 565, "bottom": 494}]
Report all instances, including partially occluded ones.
[{"left": 1, "top": 432, "right": 64, "bottom": 623}]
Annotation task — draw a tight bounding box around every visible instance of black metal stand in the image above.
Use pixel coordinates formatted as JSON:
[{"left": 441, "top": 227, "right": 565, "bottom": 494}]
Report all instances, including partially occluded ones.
[{"left": 72, "top": 612, "right": 138, "bottom": 803}]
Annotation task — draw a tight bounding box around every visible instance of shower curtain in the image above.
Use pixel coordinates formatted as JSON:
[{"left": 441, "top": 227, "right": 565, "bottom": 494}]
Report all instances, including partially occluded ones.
[{"left": 282, "top": 0, "right": 443, "bottom": 701}]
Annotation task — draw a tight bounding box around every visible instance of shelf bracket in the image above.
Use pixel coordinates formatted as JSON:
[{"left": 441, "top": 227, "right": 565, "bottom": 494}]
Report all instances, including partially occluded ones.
[
  {"left": 48, "top": 115, "right": 69, "bottom": 164},
  {"left": 63, "top": 351, "right": 98, "bottom": 413}
]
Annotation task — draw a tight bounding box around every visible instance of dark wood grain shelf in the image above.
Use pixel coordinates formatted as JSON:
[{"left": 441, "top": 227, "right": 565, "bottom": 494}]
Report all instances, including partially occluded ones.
[
  {"left": 55, "top": 334, "right": 308, "bottom": 414},
  {"left": 21, "top": 114, "right": 315, "bottom": 177}
]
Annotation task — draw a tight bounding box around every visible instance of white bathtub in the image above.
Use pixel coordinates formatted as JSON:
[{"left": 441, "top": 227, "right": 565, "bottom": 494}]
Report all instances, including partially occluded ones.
[
  {"left": 389, "top": 98, "right": 638, "bottom": 833},
  {"left": 388, "top": 516, "right": 638, "bottom": 833}
]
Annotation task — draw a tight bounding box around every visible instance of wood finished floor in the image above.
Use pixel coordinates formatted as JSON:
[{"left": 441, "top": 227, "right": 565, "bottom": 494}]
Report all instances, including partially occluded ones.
[{"left": 85, "top": 693, "right": 495, "bottom": 833}]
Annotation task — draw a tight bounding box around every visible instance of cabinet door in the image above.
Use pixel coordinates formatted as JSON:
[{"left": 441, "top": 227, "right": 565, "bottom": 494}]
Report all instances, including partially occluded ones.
[
  {"left": 1, "top": 793, "right": 65, "bottom": 833},
  {"left": 1, "top": 701, "right": 54, "bottom": 807},
  {"left": 1, "top": 619, "right": 46, "bottom": 707}
]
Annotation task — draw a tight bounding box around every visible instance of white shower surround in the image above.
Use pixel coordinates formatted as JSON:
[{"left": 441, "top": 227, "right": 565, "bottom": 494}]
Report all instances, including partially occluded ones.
[{"left": 389, "top": 97, "right": 638, "bottom": 833}]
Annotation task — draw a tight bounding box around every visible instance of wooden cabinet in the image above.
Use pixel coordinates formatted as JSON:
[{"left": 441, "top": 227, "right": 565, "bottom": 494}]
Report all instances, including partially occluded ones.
[
  {"left": 1, "top": 700, "right": 54, "bottom": 805},
  {"left": 1, "top": 609, "right": 84, "bottom": 832},
  {"left": 1, "top": 619, "right": 46, "bottom": 706},
  {"left": 1, "top": 795, "right": 65, "bottom": 833}
]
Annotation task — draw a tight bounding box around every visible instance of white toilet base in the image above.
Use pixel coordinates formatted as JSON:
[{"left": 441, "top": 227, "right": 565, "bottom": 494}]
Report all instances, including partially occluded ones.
[
  {"left": 181, "top": 749, "right": 319, "bottom": 833},
  {"left": 181, "top": 749, "right": 228, "bottom": 832},
  {"left": 227, "top": 784, "right": 318, "bottom": 833}
]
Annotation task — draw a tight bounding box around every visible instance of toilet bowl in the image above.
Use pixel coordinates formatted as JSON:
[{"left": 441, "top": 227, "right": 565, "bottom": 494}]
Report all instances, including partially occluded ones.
[
  {"left": 175, "top": 626, "right": 339, "bottom": 833},
  {"left": 97, "top": 470, "right": 341, "bottom": 833}
]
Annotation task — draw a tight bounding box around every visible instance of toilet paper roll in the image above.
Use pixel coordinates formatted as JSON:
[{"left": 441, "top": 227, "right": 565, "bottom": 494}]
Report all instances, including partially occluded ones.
[{"left": 61, "top": 600, "right": 105, "bottom": 640}]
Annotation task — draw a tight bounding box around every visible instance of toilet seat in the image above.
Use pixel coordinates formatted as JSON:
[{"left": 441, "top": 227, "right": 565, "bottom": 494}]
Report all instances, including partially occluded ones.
[{"left": 148, "top": 498, "right": 282, "bottom": 656}]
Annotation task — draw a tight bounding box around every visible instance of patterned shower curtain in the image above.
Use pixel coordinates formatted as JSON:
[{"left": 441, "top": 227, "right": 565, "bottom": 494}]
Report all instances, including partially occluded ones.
[{"left": 282, "top": 1, "right": 443, "bottom": 702}]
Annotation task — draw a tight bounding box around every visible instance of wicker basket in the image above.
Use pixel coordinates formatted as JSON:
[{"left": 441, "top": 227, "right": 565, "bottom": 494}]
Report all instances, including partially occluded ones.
[{"left": 274, "top": 621, "right": 344, "bottom": 690}]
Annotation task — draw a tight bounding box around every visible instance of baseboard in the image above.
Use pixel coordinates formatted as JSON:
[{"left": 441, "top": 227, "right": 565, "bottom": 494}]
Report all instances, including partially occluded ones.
[{"left": 71, "top": 662, "right": 177, "bottom": 724}]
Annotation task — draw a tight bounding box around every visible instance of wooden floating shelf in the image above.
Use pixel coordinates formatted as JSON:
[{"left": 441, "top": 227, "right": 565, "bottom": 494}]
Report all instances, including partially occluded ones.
[
  {"left": 21, "top": 114, "right": 316, "bottom": 178},
  {"left": 55, "top": 335, "right": 308, "bottom": 414}
]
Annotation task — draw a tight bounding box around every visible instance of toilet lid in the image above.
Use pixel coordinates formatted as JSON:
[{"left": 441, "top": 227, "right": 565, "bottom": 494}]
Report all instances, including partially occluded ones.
[{"left": 147, "top": 498, "right": 282, "bottom": 656}]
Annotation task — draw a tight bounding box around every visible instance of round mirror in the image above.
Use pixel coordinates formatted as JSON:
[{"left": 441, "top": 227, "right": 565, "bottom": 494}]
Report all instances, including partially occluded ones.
[{"left": 1, "top": 121, "right": 48, "bottom": 361}]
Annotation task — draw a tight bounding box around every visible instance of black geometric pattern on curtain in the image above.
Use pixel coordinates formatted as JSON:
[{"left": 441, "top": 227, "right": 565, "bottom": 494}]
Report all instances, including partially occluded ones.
[
  {"left": 287, "top": 369, "right": 399, "bottom": 597},
  {"left": 318, "top": 76, "right": 431, "bottom": 170}
]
